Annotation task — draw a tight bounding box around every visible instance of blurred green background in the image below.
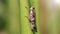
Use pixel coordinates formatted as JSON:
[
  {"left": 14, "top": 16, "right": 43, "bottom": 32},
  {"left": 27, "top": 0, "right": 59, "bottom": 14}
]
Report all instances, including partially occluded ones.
[{"left": 0, "top": 0, "right": 60, "bottom": 34}]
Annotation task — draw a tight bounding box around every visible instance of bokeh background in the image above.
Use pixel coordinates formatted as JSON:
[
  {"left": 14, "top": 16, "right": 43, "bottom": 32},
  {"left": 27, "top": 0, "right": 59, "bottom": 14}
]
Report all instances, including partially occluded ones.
[{"left": 0, "top": 0, "right": 60, "bottom": 34}]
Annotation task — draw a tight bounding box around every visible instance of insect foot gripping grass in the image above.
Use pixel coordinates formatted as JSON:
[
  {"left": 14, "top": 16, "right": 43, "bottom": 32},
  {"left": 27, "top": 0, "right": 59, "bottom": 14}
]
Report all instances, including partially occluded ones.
[{"left": 25, "top": 6, "right": 37, "bottom": 32}]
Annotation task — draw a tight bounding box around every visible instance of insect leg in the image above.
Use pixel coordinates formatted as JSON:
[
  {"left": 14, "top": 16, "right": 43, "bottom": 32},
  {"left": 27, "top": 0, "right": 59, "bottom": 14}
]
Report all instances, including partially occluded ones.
[{"left": 25, "top": 16, "right": 31, "bottom": 22}]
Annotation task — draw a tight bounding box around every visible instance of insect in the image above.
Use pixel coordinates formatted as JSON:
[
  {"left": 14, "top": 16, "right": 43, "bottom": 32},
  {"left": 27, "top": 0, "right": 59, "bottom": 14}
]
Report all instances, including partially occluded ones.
[{"left": 25, "top": 6, "right": 37, "bottom": 32}]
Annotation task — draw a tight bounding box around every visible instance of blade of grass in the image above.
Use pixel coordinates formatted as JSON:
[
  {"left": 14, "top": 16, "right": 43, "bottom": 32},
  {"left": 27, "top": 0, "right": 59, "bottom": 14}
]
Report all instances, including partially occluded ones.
[
  {"left": 8, "top": 0, "right": 20, "bottom": 34},
  {"left": 20, "top": 0, "right": 33, "bottom": 34}
]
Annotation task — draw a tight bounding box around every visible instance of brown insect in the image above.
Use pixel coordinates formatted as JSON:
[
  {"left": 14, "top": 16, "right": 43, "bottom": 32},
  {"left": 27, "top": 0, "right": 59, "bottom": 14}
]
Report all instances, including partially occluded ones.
[{"left": 25, "top": 6, "right": 37, "bottom": 32}]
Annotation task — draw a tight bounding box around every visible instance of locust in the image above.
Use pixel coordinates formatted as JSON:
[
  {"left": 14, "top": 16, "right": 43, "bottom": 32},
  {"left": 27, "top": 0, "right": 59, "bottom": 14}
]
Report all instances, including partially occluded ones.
[{"left": 25, "top": 6, "right": 37, "bottom": 32}]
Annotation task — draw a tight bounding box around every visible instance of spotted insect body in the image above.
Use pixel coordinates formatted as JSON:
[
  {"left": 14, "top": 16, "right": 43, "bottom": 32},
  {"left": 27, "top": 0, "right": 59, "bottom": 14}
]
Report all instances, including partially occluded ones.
[
  {"left": 25, "top": 6, "right": 37, "bottom": 32},
  {"left": 30, "top": 6, "right": 37, "bottom": 32}
]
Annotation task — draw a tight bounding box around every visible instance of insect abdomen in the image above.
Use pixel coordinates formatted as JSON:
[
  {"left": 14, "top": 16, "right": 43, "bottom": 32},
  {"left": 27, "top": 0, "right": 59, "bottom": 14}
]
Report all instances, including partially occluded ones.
[{"left": 29, "top": 6, "right": 37, "bottom": 32}]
